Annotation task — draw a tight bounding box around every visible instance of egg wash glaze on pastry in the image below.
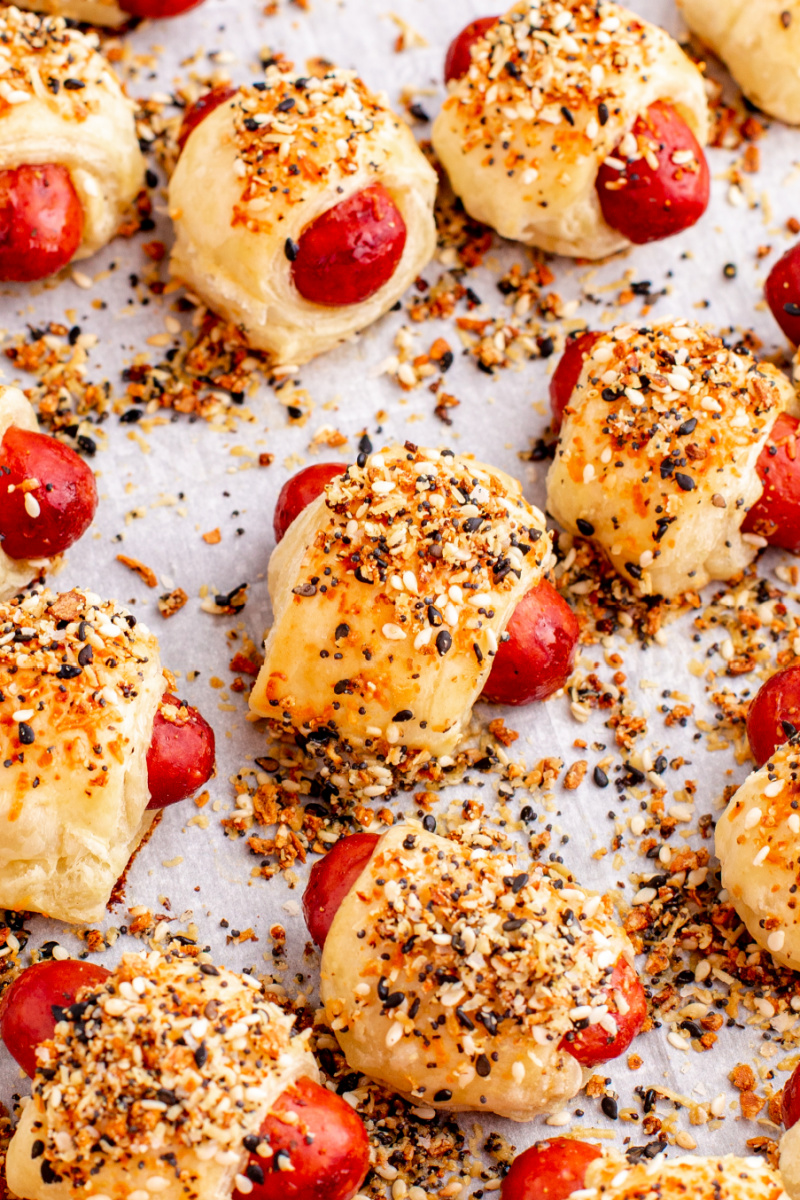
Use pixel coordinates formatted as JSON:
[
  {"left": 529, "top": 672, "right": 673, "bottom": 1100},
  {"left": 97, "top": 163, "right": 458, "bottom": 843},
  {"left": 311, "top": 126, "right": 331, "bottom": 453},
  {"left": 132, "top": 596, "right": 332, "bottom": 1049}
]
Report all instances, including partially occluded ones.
[
  {"left": 11, "top": 0, "right": 130, "bottom": 28},
  {"left": 432, "top": 0, "right": 708, "bottom": 259},
  {"left": 320, "top": 824, "right": 637, "bottom": 1121},
  {"left": 169, "top": 66, "right": 436, "bottom": 367},
  {"left": 250, "top": 444, "right": 552, "bottom": 788},
  {"left": 0, "top": 7, "right": 145, "bottom": 261},
  {"left": 0, "top": 588, "right": 164, "bottom": 925},
  {"left": 716, "top": 736, "right": 800, "bottom": 971},
  {"left": 6, "top": 950, "right": 317, "bottom": 1200},
  {"left": 546, "top": 318, "right": 797, "bottom": 599}
]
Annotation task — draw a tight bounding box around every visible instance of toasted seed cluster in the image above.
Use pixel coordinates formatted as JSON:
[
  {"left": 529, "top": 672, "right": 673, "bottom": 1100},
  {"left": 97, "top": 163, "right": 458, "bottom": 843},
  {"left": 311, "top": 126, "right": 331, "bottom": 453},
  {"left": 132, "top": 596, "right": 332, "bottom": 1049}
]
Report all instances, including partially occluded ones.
[
  {"left": 343, "top": 830, "right": 629, "bottom": 1049},
  {"left": 31, "top": 951, "right": 303, "bottom": 1187},
  {"left": 444, "top": 0, "right": 667, "bottom": 167},
  {"left": 0, "top": 588, "right": 159, "bottom": 787},
  {"left": 0, "top": 6, "right": 111, "bottom": 111},
  {"left": 296, "top": 443, "right": 548, "bottom": 653},
  {"left": 227, "top": 66, "right": 403, "bottom": 234}
]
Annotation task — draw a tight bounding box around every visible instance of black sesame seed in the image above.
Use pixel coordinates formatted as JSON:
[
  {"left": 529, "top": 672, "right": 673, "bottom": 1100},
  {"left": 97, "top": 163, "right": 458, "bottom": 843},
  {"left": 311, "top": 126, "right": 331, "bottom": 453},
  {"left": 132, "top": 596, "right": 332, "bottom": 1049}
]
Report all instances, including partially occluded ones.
[
  {"left": 601, "top": 1096, "right": 619, "bottom": 1120},
  {"left": 194, "top": 1043, "right": 207, "bottom": 1068},
  {"left": 422, "top": 815, "right": 436, "bottom": 832},
  {"left": 18, "top": 722, "right": 34, "bottom": 745},
  {"left": 436, "top": 630, "right": 452, "bottom": 656},
  {"left": 246, "top": 1164, "right": 265, "bottom": 1185},
  {"left": 434, "top": 1089, "right": 452, "bottom": 1102},
  {"left": 284, "top": 238, "right": 300, "bottom": 262},
  {"left": 393, "top": 709, "right": 413, "bottom": 722},
  {"left": 674, "top": 472, "right": 695, "bottom": 491},
  {"left": 31, "top": 1140, "right": 45, "bottom": 1159},
  {"left": 598, "top": 101, "right": 609, "bottom": 125},
  {"left": 593, "top": 766, "right": 609, "bottom": 788},
  {"left": 576, "top": 518, "right": 595, "bottom": 536},
  {"left": 475, "top": 1054, "right": 491, "bottom": 1077},
  {"left": 199, "top": 963, "right": 220, "bottom": 976}
]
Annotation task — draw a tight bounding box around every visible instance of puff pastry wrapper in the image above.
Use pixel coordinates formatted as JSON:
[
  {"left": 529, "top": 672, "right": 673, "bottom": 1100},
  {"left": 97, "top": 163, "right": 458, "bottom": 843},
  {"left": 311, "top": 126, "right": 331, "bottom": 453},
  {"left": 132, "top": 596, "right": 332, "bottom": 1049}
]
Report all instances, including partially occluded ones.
[
  {"left": 581, "top": 1152, "right": 786, "bottom": 1200},
  {"left": 781, "top": 1122, "right": 800, "bottom": 1199},
  {"left": 0, "top": 589, "right": 165, "bottom": 925},
  {"left": 0, "top": 385, "right": 51, "bottom": 600},
  {"left": 678, "top": 0, "right": 800, "bottom": 126},
  {"left": 320, "top": 824, "right": 635, "bottom": 1121},
  {"left": 11, "top": 0, "right": 129, "bottom": 27},
  {"left": 546, "top": 319, "right": 797, "bottom": 599},
  {"left": 0, "top": 6, "right": 145, "bottom": 262},
  {"left": 431, "top": 0, "right": 709, "bottom": 259},
  {"left": 7, "top": 951, "right": 318, "bottom": 1200},
  {"left": 716, "top": 738, "right": 800, "bottom": 970},
  {"left": 169, "top": 69, "right": 437, "bottom": 366},
  {"left": 250, "top": 444, "right": 551, "bottom": 773}
]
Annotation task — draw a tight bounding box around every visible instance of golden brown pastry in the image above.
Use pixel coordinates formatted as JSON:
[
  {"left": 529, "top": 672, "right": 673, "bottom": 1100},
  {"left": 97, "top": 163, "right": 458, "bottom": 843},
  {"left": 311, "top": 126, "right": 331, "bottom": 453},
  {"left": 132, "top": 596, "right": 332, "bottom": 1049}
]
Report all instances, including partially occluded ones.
[
  {"left": 250, "top": 444, "right": 551, "bottom": 778},
  {"left": 546, "top": 319, "right": 797, "bottom": 598},
  {"left": 319, "top": 824, "right": 642, "bottom": 1121},
  {"left": 432, "top": 0, "right": 709, "bottom": 259},
  {"left": 6, "top": 951, "right": 318, "bottom": 1200},
  {"left": 716, "top": 737, "right": 800, "bottom": 970},
  {"left": 0, "top": 588, "right": 164, "bottom": 925},
  {"left": 0, "top": 6, "right": 145, "bottom": 263},
  {"left": 583, "top": 1151, "right": 785, "bottom": 1200},
  {"left": 12, "top": 0, "right": 130, "bottom": 25},
  {"left": 678, "top": 0, "right": 800, "bottom": 126},
  {"left": 168, "top": 68, "right": 437, "bottom": 367}
]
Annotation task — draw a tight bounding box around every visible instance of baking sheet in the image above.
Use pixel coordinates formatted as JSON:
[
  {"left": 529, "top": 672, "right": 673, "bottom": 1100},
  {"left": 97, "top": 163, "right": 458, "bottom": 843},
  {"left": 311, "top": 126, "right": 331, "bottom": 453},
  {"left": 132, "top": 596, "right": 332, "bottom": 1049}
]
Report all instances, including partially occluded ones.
[{"left": 1, "top": 0, "right": 799, "bottom": 1174}]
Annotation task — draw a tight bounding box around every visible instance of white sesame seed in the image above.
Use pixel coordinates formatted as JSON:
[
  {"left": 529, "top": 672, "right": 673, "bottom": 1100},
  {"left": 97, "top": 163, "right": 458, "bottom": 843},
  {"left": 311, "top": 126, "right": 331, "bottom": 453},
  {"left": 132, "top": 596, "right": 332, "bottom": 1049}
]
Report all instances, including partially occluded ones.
[
  {"left": 765, "top": 779, "right": 785, "bottom": 797},
  {"left": 744, "top": 806, "right": 763, "bottom": 829},
  {"left": 753, "top": 845, "right": 770, "bottom": 866},
  {"left": 382, "top": 623, "right": 407, "bottom": 641},
  {"left": 372, "top": 480, "right": 395, "bottom": 494},
  {"left": 24, "top": 492, "right": 40, "bottom": 519},
  {"left": 403, "top": 571, "right": 418, "bottom": 594},
  {"left": 583, "top": 463, "right": 595, "bottom": 484},
  {"left": 768, "top": 930, "right": 786, "bottom": 953},
  {"left": 385, "top": 1021, "right": 404, "bottom": 1047},
  {"left": 11, "top": 709, "right": 34, "bottom": 722},
  {"left": 667, "top": 1031, "right": 689, "bottom": 1051},
  {"left": 545, "top": 1109, "right": 572, "bottom": 1127}
]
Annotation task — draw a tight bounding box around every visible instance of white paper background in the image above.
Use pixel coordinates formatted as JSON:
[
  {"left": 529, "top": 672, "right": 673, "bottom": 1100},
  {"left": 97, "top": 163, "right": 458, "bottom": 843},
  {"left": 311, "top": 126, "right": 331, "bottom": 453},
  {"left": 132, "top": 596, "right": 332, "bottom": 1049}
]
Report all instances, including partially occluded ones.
[{"left": 1, "top": 0, "right": 799, "bottom": 1170}]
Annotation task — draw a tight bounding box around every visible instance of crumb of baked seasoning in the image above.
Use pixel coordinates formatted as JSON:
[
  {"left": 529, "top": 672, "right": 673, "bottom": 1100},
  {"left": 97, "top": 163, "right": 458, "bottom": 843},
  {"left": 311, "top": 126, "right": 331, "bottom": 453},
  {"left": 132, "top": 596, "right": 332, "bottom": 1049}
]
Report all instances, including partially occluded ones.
[
  {"left": 157, "top": 588, "right": 189, "bottom": 618},
  {"left": 4, "top": 324, "right": 113, "bottom": 435},
  {"left": 116, "top": 554, "right": 158, "bottom": 587},
  {"left": 26, "top": 950, "right": 309, "bottom": 1189}
]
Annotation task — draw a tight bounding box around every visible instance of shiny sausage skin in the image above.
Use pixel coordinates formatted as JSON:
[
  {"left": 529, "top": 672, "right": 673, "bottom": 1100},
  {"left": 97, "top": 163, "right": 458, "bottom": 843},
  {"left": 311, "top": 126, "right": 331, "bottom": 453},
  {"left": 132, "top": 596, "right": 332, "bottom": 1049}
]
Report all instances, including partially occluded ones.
[
  {"left": 146, "top": 693, "right": 215, "bottom": 809},
  {"left": 302, "top": 833, "right": 380, "bottom": 948},
  {"left": 746, "top": 665, "right": 800, "bottom": 768},
  {"left": 559, "top": 957, "right": 647, "bottom": 1066},
  {"left": 292, "top": 185, "right": 407, "bottom": 307},
  {"left": 482, "top": 580, "right": 580, "bottom": 706},
  {"left": 0, "top": 958, "right": 111, "bottom": 1077},
  {"left": 233, "top": 1077, "right": 370, "bottom": 1200},
  {"left": 0, "top": 164, "right": 83, "bottom": 282},
  {"left": 502, "top": 1139, "right": 602, "bottom": 1200},
  {"left": 596, "top": 102, "right": 709, "bottom": 244},
  {"left": 0, "top": 426, "right": 97, "bottom": 560},
  {"left": 273, "top": 462, "right": 347, "bottom": 543},
  {"left": 742, "top": 413, "right": 800, "bottom": 554}
]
